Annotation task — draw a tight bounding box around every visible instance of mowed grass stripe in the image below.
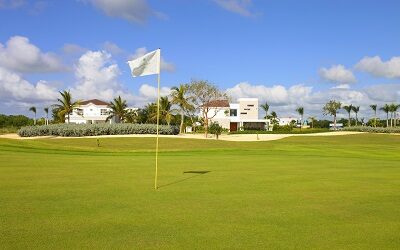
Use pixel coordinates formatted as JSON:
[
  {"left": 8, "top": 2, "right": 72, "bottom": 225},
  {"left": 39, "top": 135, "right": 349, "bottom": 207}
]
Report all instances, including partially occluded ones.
[{"left": 0, "top": 134, "right": 399, "bottom": 249}]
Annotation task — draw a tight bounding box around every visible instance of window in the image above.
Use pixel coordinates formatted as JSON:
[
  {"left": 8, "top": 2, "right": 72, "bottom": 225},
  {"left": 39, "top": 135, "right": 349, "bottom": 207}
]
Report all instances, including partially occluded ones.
[
  {"left": 247, "top": 104, "right": 254, "bottom": 107},
  {"left": 75, "top": 108, "right": 83, "bottom": 116},
  {"left": 244, "top": 108, "right": 250, "bottom": 110},
  {"left": 240, "top": 112, "right": 247, "bottom": 115},
  {"left": 100, "top": 109, "right": 108, "bottom": 115},
  {"left": 230, "top": 109, "right": 237, "bottom": 117}
]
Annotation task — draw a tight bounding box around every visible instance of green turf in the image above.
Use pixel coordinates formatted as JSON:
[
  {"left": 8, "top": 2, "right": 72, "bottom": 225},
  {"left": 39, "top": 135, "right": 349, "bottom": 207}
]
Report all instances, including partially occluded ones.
[{"left": 0, "top": 134, "right": 399, "bottom": 249}]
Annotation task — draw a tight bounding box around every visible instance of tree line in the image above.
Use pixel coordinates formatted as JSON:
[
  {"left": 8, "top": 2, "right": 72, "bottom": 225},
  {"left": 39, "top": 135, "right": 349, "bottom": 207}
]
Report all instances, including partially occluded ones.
[{"left": 19, "top": 81, "right": 400, "bottom": 132}]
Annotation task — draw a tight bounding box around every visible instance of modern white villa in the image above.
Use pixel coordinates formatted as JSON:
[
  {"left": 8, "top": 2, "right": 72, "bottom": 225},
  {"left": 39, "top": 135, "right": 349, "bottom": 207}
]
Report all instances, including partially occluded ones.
[
  {"left": 206, "top": 98, "right": 269, "bottom": 131},
  {"left": 68, "top": 99, "right": 111, "bottom": 124}
]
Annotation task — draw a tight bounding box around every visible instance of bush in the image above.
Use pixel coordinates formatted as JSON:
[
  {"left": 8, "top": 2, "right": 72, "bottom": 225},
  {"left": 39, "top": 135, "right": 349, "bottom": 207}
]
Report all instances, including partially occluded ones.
[
  {"left": 209, "top": 122, "right": 223, "bottom": 139},
  {"left": 343, "top": 126, "right": 400, "bottom": 133},
  {"left": 18, "top": 123, "right": 179, "bottom": 137}
]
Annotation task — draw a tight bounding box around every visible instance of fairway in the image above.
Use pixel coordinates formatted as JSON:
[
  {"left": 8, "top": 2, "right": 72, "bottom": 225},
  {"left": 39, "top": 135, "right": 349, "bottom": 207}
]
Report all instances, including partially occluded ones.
[{"left": 0, "top": 134, "right": 399, "bottom": 249}]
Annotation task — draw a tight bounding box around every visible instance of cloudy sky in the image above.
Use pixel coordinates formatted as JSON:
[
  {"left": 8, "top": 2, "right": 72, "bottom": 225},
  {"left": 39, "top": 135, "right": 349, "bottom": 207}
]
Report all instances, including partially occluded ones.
[{"left": 0, "top": 0, "right": 399, "bottom": 119}]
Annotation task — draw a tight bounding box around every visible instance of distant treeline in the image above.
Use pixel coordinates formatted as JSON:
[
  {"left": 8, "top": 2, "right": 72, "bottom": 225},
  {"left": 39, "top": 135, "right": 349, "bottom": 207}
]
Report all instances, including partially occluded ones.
[{"left": 0, "top": 114, "right": 33, "bottom": 128}]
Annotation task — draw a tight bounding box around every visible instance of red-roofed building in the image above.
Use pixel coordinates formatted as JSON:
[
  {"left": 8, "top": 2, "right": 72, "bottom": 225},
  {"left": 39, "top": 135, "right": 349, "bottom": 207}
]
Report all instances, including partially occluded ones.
[{"left": 67, "top": 99, "right": 138, "bottom": 124}]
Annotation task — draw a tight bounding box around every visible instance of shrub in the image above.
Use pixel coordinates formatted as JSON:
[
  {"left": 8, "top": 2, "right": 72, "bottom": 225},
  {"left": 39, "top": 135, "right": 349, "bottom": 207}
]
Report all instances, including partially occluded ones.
[
  {"left": 209, "top": 122, "right": 223, "bottom": 139},
  {"left": 343, "top": 126, "right": 400, "bottom": 133},
  {"left": 18, "top": 123, "right": 179, "bottom": 137}
]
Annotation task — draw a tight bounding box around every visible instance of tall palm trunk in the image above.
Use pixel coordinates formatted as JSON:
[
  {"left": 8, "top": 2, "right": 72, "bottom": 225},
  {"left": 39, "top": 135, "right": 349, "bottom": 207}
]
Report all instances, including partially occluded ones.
[
  {"left": 180, "top": 110, "right": 184, "bottom": 134},
  {"left": 374, "top": 110, "right": 377, "bottom": 127},
  {"left": 334, "top": 115, "right": 337, "bottom": 129},
  {"left": 34, "top": 113, "right": 36, "bottom": 125},
  {"left": 355, "top": 113, "right": 358, "bottom": 126},
  {"left": 386, "top": 113, "right": 389, "bottom": 127},
  {"left": 348, "top": 113, "right": 351, "bottom": 127}
]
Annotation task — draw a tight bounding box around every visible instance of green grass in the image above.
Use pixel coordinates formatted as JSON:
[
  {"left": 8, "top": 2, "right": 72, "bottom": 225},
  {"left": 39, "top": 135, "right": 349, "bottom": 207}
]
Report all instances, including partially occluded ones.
[{"left": 0, "top": 134, "right": 399, "bottom": 249}]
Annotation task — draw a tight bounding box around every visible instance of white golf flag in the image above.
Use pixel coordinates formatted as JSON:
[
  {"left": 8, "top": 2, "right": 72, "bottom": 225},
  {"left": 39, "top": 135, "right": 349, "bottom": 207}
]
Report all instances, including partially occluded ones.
[{"left": 127, "top": 49, "right": 160, "bottom": 77}]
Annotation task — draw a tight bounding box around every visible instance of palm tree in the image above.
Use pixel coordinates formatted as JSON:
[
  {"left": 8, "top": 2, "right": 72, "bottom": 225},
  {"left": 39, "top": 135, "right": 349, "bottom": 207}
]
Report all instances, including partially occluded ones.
[
  {"left": 389, "top": 103, "right": 399, "bottom": 127},
  {"left": 107, "top": 96, "right": 128, "bottom": 123},
  {"left": 160, "top": 96, "right": 173, "bottom": 125},
  {"left": 170, "top": 84, "right": 194, "bottom": 133},
  {"left": 308, "top": 116, "right": 316, "bottom": 128},
  {"left": 342, "top": 105, "right": 352, "bottom": 127},
  {"left": 351, "top": 106, "right": 360, "bottom": 126},
  {"left": 380, "top": 104, "right": 390, "bottom": 127},
  {"left": 53, "top": 90, "right": 80, "bottom": 123},
  {"left": 260, "top": 102, "right": 269, "bottom": 119},
  {"left": 322, "top": 100, "right": 341, "bottom": 129},
  {"left": 295, "top": 106, "right": 304, "bottom": 130},
  {"left": 29, "top": 106, "right": 37, "bottom": 125},
  {"left": 44, "top": 107, "right": 49, "bottom": 125},
  {"left": 369, "top": 104, "right": 377, "bottom": 127},
  {"left": 267, "top": 111, "right": 279, "bottom": 127},
  {"left": 395, "top": 104, "right": 400, "bottom": 127}
]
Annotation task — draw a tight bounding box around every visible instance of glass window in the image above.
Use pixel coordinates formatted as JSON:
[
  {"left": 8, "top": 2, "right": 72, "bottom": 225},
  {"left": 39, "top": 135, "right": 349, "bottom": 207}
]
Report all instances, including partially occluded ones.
[
  {"left": 230, "top": 109, "right": 237, "bottom": 117},
  {"left": 100, "top": 109, "right": 108, "bottom": 115}
]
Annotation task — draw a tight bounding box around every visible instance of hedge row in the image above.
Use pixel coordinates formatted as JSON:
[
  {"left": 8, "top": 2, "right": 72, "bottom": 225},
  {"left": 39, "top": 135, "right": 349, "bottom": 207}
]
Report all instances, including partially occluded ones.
[
  {"left": 18, "top": 123, "right": 179, "bottom": 137},
  {"left": 343, "top": 126, "right": 400, "bottom": 133}
]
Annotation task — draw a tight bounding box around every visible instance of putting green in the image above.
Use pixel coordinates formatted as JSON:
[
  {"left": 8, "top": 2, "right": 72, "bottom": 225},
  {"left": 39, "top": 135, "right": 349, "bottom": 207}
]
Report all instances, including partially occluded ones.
[{"left": 0, "top": 134, "right": 399, "bottom": 249}]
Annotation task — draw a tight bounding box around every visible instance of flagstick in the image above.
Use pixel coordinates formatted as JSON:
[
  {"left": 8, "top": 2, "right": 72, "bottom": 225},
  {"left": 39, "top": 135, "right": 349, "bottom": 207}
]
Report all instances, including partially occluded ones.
[{"left": 155, "top": 49, "right": 161, "bottom": 190}]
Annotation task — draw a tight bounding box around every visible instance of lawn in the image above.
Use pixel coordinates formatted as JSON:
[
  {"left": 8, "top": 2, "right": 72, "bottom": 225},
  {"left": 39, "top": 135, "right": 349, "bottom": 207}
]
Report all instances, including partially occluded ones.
[{"left": 0, "top": 134, "right": 399, "bottom": 249}]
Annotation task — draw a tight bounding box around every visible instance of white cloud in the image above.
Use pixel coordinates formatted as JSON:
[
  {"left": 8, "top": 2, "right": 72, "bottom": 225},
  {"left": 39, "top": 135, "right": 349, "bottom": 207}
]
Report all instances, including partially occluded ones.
[
  {"left": 102, "top": 41, "right": 124, "bottom": 56},
  {"left": 71, "top": 50, "right": 130, "bottom": 101},
  {"left": 225, "top": 81, "right": 400, "bottom": 119},
  {"left": 319, "top": 65, "right": 356, "bottom": 84},
  {"left": 0, "top": 36, "right": 64, "bottom": 73},
  {"left": 63, "top": 43, "right": 87, "bottom": 55},
  {"left": 84, "top": 0, "right": 153, "bottom": 23},
  {"left": 129, "top": 47, "right": 176, "bottom": 72},
  {"left": 138, "top": 83, "right": 171, "bottom": 100},
  {"left": 213, "top": 0, "right": 256, "bottom": 17},
  {"left": 0, "top": 0, "right": 26, "bottom": 9},
  {"left": 0, "top": 66, "right": 58, "bottom": 103},
  {"left": 355, "top": 56, "right": 400, "bottom": 79}
]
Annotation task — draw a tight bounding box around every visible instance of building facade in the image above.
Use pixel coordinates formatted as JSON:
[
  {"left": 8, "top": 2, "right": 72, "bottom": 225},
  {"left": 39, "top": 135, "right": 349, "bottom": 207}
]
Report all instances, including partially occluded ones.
[
  {"left": 68, "top": 99, "right": 111, "bottom": 124},
  {"left": 206, "top": 98, "right": 269, "bottom": 131}
]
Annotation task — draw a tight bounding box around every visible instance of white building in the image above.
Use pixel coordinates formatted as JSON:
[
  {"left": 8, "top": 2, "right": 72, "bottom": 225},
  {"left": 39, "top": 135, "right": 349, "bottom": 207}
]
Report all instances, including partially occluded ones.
[
  {"left": 68, "top": 99, "right": 138, "bottom": 124},
  {"left": 205, "top": 98, "right": 269, "bottom": 131},
  {"left": 68, "top": 99, "right": 111, "bottom": 124},
  {"left": 278, "top": 117, "right": 299, "bottom": 126}
]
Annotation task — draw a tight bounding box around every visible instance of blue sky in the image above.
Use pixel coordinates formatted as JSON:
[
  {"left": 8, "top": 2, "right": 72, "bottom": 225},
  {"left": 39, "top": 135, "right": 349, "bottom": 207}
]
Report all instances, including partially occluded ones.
[{"left": 0, "top": 0, "right": 399, "bottom": 118}]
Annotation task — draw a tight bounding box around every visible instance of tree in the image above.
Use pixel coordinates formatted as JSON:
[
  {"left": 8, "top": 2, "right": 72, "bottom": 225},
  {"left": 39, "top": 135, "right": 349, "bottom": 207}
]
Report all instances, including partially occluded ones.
[
  {"left": 159, "top": 96, "right": 174, "bottom": 125},
  {"left": 267, "top": 111, "right": 279, "bottom": 128},
  {"left": 395, "top": 104, "right": 400, "bottom": 127},
  {"left": 44, "top": 107, "right": 49, "bottom": 125},
  {"left": 187, "top": 80, "right": 228, "bottom": 137},
  {"left": 107, "top": 96, "right": 128, "bottom": 123},
  {"left": 308, "top": 116, "right": 316, "bottom": 128},
  {"left": 351, "top": 106, "right": 360, "bottom": 126},
  {"left": 322, "top": 100, "right": 341, "bottom": 129},
  {"left": 54, "top": 90, "right": 80, "bottom": 123},
  {"left": 260, "top": 102, "right": 269, "bottom": 119},
  {"left": 389, "top": 103, "right": 399, "bottom": 127},
  {"left": 209, "top": 122, "right": 223, "bottom": 139},
  {"left": 29, "top": 106, "right": 37, "bottom": 125},
  {"left": 295, "top": 106, "right": 304, "bottom": 130},
  {"left": 342, "top": 105, "right": 352, "bottom": 127},
  {"left": 369, "top": 104, "right": 377, "bottom": 127},
  {"left": 170, "top": 84, "right": 194, "bottom": 133},
  {"left": 380, "top": 104, "right": 390, "bottom": 127}
]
